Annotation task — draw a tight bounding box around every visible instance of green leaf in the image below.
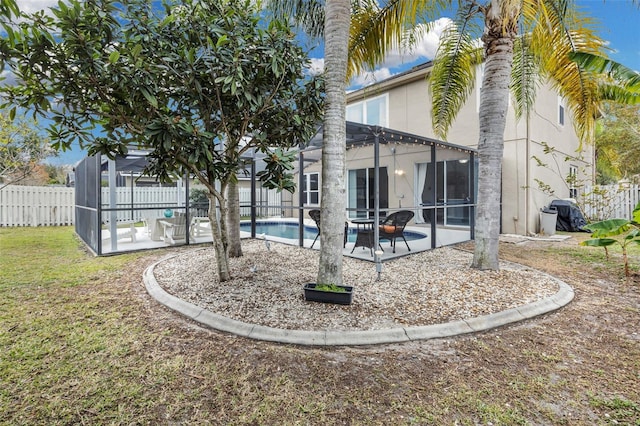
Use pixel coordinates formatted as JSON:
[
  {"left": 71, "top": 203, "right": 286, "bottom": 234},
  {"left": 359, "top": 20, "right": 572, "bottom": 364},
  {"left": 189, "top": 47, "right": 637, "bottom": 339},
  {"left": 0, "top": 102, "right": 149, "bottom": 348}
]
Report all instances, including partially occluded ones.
[
  {"left": 108, "top": 50, "right": 120, "bottom": 64},
  {"left": 584, "top": 219, "right": 631, "bottom": 238},
  {"left": 216, "top": 35, "right": 228, "bottom": 48},
  {"left": 633, "top": 201, "right": 640, "bottom": 224},
  {"left": 580, "top": 238, "right": 618, "bottom": 247},
  {"left": 140, "top": 87, "right": 158, "bottom": 108},
  {"left": 131, "top": 44, "right": 142, "bottom": 59}
]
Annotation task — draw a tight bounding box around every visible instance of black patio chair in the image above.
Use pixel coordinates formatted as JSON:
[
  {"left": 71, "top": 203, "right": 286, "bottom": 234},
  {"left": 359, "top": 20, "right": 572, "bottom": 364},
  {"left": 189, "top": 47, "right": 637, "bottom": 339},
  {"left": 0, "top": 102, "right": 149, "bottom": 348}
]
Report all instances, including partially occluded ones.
[
  {"left": 309, "top": 209, "right": 348, "bottom": 249},
  {"left": 378, "top": 210, "right": 415, "bottom": 253}
]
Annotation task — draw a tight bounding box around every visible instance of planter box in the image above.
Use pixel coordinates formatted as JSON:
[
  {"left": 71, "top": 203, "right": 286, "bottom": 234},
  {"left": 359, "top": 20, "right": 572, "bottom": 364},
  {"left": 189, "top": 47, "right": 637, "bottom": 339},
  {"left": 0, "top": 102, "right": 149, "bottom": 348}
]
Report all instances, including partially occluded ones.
[{"left": 303, "top": 283, "right": 353, "bottom": 305}]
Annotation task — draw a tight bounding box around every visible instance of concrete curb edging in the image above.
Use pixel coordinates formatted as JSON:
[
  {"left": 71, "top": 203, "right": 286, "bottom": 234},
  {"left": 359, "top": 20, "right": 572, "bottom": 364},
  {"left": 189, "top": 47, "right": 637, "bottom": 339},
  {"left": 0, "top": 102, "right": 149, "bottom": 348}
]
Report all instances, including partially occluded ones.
[{"left": 143, "top": 255, "right": 575, "bottom": 346}]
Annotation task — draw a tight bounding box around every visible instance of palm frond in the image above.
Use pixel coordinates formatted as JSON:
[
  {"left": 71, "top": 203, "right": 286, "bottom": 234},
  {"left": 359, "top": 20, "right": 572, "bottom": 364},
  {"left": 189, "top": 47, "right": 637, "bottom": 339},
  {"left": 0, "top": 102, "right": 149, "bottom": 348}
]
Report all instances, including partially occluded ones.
[
  {"left": 510, "top": 33, "right": 540, "bottom": 120},
  {"left": 347, "top": 0, "right": 453, "bottom": 80},
  {"left": 596, "top": 84, "right": 640, "bottom": 105},
  {"left": 569, "top": 51, "right": 640, "bottom": 103},
  {"left": 526, "top": 0, "right": 607, "bottom": 144},
  {"left": 430, "top": 13, "right": 482, "bottom": 139},
  {"left": 265, "top": 0, "right": 325, "bottom": 39}
]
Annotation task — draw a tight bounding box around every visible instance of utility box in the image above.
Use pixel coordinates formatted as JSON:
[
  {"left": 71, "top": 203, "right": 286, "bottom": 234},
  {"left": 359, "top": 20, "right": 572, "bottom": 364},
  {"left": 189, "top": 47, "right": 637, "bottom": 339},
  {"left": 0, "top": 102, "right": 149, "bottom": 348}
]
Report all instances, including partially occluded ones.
[{"left": 539, "top": 206, "right": 558, "bottom": 236}]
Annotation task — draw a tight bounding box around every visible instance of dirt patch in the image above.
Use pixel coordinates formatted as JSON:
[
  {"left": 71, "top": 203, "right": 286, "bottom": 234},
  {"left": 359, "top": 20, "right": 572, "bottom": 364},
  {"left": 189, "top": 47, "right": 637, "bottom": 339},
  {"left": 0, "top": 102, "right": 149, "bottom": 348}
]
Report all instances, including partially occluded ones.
[{"left": 118, "top": 237, "right": 640, "bottom": 423}]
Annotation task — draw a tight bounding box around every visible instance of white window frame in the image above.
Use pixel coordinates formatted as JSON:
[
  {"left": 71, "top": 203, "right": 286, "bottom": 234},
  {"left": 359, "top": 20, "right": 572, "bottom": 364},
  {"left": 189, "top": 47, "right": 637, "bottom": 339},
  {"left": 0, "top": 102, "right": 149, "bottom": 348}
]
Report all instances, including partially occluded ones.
[
  {"left": 302, "top": 172, "right": 319, "bottom": 206},
  {"left": 346, "top": 93, "right": 389, "bottom": 127},
  {"left": 558, "top": 96, "right": 566, "bottom": 126}
]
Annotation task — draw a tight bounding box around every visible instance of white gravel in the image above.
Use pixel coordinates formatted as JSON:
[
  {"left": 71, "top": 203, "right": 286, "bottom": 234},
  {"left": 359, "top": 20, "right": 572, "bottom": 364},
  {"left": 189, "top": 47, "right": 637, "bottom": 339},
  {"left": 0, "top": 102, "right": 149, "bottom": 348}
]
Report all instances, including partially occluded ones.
[{"left": 153, "top": 240, "right": 559, "bottom": 331}]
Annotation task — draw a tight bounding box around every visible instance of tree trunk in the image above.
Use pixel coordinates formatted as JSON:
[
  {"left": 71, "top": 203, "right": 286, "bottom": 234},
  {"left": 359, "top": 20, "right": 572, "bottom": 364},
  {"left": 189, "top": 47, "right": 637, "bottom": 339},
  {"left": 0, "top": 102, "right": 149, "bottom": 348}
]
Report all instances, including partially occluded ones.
[
  {"left": 208, "top": 192, "right": 231, "bottom": 281},
  {"left": 472, "top": 6, "right": 518, "bottom": 270},
  {"left": 226, "top": 178, "right": 242, "bottom": 258},
  {"left": 317, "top": 0, "right": 350, "bottom": 286}
]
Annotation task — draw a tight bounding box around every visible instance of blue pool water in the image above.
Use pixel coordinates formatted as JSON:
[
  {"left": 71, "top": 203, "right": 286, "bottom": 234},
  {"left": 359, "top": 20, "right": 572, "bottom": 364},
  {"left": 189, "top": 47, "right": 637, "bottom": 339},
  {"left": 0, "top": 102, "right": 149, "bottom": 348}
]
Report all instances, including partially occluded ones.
[{"left": 240, "top": 221, "right": 427, "bottom": 243}]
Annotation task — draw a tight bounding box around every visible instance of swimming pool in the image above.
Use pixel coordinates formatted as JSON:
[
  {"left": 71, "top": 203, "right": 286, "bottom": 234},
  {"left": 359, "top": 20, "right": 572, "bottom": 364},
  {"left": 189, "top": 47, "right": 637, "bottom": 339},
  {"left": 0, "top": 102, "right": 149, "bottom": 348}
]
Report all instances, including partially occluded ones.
[{"left": 240, "top": 221, "right": 427, "bottom": 243}]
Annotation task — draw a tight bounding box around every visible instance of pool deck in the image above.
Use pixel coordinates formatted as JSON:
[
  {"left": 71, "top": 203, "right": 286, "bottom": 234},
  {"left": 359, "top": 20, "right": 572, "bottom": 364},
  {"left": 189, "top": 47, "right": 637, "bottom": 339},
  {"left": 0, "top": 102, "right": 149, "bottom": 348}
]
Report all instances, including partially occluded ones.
[{"left": 100, "top": 217, "right": 472, "bottom": 260}]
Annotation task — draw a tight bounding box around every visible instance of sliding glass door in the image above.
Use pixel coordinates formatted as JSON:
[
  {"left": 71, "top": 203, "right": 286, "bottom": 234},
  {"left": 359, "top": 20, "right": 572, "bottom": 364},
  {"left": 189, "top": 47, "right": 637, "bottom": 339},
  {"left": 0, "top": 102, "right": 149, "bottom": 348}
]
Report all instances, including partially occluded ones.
[
  {"left": 347, "top": 167, "right": 388, "bottom": 218},
  {"left": 416, "top": 160, "right": 471, "bottom": 226}
]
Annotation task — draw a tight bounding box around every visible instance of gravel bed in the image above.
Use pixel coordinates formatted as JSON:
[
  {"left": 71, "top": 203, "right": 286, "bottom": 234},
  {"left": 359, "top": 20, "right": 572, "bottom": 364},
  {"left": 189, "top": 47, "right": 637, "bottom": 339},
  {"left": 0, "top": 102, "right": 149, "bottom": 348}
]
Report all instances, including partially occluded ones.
[{"left": 153, "top": 240, "right": 559, "bottom": 331}]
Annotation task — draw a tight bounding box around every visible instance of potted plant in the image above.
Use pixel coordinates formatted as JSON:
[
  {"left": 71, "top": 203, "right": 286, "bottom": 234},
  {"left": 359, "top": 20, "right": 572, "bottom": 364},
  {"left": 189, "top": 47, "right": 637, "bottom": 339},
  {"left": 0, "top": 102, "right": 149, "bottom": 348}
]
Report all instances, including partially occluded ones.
[{"left": 303, "top": 283, "right": 353, "bottom": 305}]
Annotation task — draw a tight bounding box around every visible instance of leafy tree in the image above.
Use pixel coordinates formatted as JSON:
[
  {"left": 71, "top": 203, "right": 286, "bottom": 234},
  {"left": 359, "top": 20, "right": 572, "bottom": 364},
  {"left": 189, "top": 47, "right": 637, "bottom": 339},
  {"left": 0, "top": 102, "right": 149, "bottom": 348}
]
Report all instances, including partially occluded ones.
[
  {"left": 595, "top": 102, "right": 640, "bottom": 184},
  {"left": 1, "top": 0, "right": 323, "bottom": 281},
  {"left": 0, "top": 112, "right": 54, "bottom": 190}
]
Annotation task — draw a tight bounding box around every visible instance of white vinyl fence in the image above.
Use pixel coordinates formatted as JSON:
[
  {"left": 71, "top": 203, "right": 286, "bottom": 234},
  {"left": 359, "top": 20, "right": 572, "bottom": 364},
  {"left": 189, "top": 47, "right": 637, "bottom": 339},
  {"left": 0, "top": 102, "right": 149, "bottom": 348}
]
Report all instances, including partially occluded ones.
[
  {"left": 581, "top": 184, "right": 640, "bottom": 222},
  {"left": 0, "top": 185, "right": 75, "bottom": 226},
  {"left": 1, "top": 185, "right": 282, "bottom": 226}
]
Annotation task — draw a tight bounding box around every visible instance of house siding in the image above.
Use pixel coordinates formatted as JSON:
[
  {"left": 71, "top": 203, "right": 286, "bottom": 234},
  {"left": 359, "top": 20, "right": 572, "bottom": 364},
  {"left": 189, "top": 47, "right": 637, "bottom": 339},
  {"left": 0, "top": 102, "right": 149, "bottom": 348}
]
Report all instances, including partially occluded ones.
[{"left": 344, "top": 64, "right": 593, "bottom": 236}]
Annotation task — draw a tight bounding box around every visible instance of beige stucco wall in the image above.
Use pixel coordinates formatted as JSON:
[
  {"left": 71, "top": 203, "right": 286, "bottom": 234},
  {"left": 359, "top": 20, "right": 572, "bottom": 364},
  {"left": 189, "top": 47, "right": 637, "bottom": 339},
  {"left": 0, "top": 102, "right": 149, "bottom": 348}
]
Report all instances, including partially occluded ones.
[
  {"left": 345, "top": 65, "right": 593, "bottom": 235},
  {"left": 290, "top": 141, "right": 470, "bottom": 224}
]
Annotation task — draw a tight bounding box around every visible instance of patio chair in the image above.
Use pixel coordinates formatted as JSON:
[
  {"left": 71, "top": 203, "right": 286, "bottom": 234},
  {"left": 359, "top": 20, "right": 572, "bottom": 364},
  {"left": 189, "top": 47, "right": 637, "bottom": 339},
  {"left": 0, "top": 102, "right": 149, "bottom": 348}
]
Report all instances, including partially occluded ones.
[
  {"left": 378, "top": 210, "right": 415, "bottom": 253},
  {"left": 104, "top": 220, "right": 137, "bottom": 243},
  {"left": 309, "top": 209, "right": 348, "bottom": 249},
  {"left": 159, "top": 212, "right": 187, "bottom": 245}
]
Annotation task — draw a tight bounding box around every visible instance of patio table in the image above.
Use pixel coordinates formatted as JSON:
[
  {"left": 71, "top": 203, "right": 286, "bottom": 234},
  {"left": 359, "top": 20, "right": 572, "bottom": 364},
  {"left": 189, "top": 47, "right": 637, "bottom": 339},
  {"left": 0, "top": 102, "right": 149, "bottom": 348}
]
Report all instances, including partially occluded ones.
[{"left": 350, "top": 218, "right": 376, "bottom": 256}]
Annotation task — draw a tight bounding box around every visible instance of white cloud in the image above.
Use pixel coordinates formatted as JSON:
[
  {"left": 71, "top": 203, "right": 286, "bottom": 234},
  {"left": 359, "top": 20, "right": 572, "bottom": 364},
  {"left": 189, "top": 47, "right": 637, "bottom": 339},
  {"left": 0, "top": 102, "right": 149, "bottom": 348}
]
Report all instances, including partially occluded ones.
[
  {"left": 306, "top": 57, "right": 325, "bottom": 76},
  {"left": 16, "top": 0, "right": 58, "bottom": 14},
  {"left": 350, "top": 68, "right": 393, "bottom": 88}
]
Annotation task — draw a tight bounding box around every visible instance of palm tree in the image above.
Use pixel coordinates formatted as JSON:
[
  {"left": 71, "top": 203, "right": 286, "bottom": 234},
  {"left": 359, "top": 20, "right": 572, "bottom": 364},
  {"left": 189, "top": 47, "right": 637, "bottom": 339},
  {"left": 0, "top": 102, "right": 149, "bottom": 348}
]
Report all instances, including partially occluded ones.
[
  {"left": 349, "top": 0, "right": 624, "bottom": 270},
  {"left": 268, "top": 0, "right": 351, "bottom": 286},
  {"left": 316, "top": 0, "right": 351, "bottom": 286},
  {"left": 272, "top": 0, "right": 638, "bottom": 272}
]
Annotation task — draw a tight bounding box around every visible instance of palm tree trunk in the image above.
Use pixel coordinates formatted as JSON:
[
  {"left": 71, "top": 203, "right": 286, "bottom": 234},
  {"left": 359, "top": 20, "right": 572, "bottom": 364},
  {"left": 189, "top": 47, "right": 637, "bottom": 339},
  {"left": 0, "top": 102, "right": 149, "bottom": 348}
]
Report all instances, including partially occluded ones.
[
  {"left": 317, "top": 0, "right": 350, "bottom": 286},
  {"left": 472, "top": 6, "right": 518, "bottom": 270}
]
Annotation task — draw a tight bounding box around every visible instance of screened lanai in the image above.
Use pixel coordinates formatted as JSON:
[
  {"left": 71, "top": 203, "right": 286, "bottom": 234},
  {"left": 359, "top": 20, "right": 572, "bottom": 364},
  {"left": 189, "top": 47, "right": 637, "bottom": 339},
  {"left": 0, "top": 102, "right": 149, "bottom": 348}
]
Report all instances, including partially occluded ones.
[
  {"left": 288, "top": 121, "right": 477, "bottom": 255},
  {"left": 74, "top": 121, "right": 476, "bottom": 257}
]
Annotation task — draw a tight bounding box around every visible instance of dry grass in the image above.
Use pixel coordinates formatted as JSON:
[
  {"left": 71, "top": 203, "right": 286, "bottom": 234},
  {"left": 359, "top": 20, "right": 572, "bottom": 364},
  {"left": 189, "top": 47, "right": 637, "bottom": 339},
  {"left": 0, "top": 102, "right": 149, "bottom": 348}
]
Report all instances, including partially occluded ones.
[{"left": 1, "top": 226, "right": 639, "bottom": 425}]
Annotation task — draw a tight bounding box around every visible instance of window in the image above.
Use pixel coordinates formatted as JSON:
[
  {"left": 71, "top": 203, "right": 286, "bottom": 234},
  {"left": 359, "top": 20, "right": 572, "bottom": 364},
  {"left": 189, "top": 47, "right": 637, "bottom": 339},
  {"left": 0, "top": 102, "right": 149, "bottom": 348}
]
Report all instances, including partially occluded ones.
[
  {"left": 302, "top": 172, "right": 319, "bottom": 205},
  {"left": 568, "top": 165, "right": 577, "bottom": 199},
  {"left": 558, "top": 96, "right": 565, "bottom": 126},
  {"left": 347, "top": 167, "right": 388, "bottom": 218},
  {"left": 346, "top": 94, "right": 388, "bottom": 126}
]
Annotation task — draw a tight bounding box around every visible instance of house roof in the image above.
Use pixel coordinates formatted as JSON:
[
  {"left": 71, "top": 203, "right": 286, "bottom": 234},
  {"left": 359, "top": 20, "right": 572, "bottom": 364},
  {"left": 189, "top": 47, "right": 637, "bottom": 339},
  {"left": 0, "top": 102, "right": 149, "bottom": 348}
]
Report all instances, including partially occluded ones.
[
  {"left": 92, "top": 120, "right": 475, "bottom": 175},
  {"left": 298, "top": 120, "right": 475, "bottom": 164}
]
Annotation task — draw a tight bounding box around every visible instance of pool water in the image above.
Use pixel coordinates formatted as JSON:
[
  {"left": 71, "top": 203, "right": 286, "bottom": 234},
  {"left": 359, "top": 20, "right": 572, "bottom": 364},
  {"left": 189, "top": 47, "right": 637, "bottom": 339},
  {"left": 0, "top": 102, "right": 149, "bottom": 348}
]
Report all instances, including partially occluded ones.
[{"left": 240, "top": 221, "right": 426, "bottom": 243}]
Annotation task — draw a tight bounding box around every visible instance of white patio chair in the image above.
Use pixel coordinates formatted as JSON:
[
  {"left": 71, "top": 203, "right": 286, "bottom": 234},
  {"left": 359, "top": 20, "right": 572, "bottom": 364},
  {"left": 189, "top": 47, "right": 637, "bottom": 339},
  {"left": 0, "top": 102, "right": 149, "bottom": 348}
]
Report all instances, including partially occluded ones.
[
  {"left": 158, "top": 212, "right": 187, "bottom": 245},
  {"left": 103, "top": 220, "right": 137, "bottom": 243}
]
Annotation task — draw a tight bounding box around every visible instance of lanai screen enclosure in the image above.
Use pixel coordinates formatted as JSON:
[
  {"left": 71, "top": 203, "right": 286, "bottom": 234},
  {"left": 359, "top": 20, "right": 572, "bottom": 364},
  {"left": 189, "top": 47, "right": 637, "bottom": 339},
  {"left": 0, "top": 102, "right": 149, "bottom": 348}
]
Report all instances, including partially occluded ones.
[{"left": 74, "top": 122, "right": 477, "bottom": 255}]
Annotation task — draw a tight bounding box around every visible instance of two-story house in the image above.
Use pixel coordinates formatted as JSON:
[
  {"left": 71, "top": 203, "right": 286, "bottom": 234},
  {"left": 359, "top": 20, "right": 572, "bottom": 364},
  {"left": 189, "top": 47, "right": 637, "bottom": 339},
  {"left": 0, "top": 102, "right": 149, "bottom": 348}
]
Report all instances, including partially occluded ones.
[{"left": 290, "top": 61, "right": 593, "bottom": 238}]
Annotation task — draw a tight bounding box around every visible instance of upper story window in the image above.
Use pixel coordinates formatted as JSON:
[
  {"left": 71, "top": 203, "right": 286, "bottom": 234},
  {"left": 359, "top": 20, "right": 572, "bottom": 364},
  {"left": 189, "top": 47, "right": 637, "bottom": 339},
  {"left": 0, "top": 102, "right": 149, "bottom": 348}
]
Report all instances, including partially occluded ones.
[
  {"left": 346, "top": 94, "right": 388, "bottom": 127},
  {"left": 558, "top": 96, "right": 566, "bottom": 126}
]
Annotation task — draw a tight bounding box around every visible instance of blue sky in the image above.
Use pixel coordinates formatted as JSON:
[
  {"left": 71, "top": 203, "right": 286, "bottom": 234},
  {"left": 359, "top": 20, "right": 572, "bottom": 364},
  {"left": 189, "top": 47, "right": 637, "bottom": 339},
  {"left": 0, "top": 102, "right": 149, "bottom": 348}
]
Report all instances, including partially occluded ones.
[{"left": 11, "top": 0, "right": 640, "bottom": 166}]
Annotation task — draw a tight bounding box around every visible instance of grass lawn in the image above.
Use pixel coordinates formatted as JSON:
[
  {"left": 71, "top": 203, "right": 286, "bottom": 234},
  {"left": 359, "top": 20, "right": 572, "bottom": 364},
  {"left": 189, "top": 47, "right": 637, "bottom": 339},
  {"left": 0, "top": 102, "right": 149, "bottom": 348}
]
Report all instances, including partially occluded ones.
[{"left": 1, "top": 226, "right": 639, "bottom": 425}]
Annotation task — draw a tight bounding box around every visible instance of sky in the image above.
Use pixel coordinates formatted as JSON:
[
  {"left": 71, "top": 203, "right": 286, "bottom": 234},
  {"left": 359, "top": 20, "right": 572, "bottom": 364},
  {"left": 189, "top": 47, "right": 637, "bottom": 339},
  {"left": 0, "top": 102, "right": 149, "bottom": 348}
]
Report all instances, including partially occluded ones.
[{"left": 10, "top": 0, "right": 640, "bottom": 166}]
